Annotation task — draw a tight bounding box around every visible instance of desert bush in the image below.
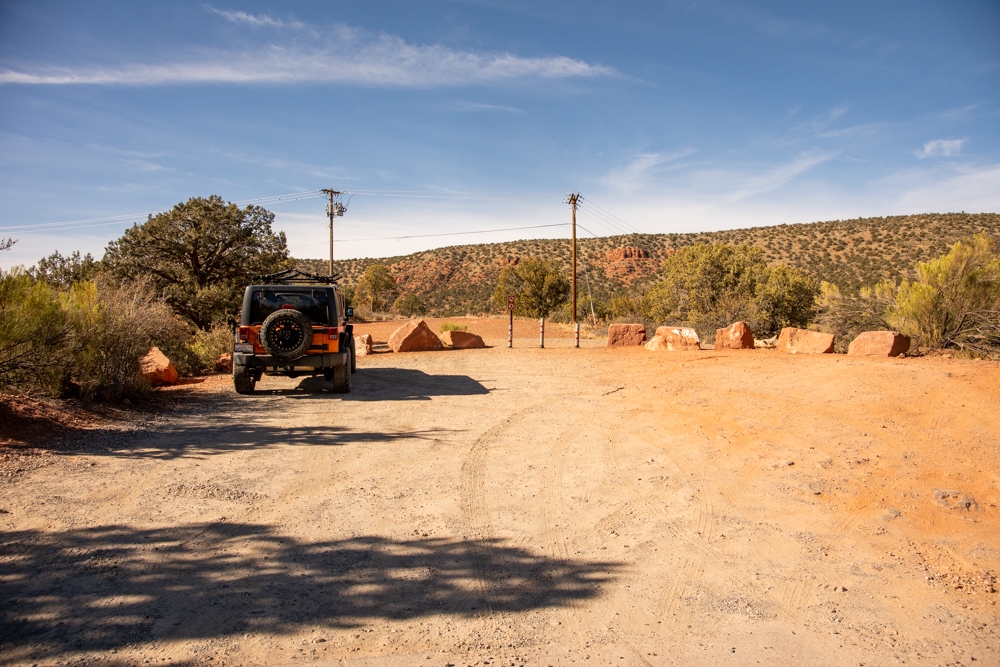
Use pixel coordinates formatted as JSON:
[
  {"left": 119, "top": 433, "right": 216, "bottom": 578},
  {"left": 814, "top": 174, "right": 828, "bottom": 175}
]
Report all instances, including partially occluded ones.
[
  {"left": 814, "top": 280, "right": 897, "bottom": 353},
  {"left": 644, "top": 243, "right": 817, "bottom": 339},
  {"left": 886, "top": 234, "right": 1000, "bottom": 356},
  {"left": 0, "top": 268, "right": 69, "bottom": 393},
  {"left": 493, "top": 258, "right": 569, "bottom": 318},
  {"left": 62, "top": 278, "right": 178, "bottom": 399},
  {"left": 30, "top": 250, "right": 102, "bottom": 288},
  {"left": 440, "top": 322, "right": 468, "bottom": 333},
  {"left": 393, "top": 293, "right": 426, "bottom": 317}
]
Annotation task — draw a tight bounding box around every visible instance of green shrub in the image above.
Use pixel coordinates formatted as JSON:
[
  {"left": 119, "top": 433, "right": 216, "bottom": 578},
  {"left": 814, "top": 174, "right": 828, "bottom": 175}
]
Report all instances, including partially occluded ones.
[
  {"left": 493, "top": 258, "right": 569, "bottom": 318},
  {"left": 440, "top": 322, "right": 468, "bottom": 333},
  {"left": 644, "top": 243, "right": 817, "bottom": 339},
  {"left": 887, "top": 234, "right": 1000, "bottom": 356},
  {"left": 0, "top": 267, "right": 68, "bottom": 393},
  {"left": 62, "top": 278, "right": 178, "bottom": 399}
]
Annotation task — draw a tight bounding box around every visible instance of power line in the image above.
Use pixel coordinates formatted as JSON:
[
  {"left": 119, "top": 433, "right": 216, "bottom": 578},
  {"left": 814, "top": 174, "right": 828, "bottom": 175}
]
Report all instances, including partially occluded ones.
[
  {"left": 288, "top": 223, "right": 569, "bottom": 250},
  {"left": 0, "top": 189, "right": 326, "bottom": 234},
  {"left": 577, "top": 197, "right": 643, "bottom": 234}
]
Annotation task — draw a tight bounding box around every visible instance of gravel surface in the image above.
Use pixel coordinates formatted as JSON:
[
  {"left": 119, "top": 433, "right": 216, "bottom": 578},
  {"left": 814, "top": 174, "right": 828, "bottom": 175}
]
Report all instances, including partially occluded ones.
[{"left": 1, "top": 323, "right": 999, "bottom": 666}]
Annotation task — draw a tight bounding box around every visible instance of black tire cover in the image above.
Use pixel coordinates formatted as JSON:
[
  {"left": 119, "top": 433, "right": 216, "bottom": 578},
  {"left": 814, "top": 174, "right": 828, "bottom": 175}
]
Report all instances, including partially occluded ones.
[{"left": 259, "top": 309, "right": 313, "bottom": 360}]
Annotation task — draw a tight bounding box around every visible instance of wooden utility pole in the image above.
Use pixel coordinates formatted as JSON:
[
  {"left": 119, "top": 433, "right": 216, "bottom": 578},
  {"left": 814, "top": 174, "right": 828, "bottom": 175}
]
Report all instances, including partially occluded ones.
[
  {"left": 566, "top": 193, "right": 581, "bottom": 347},
  {"left": 321, "top": 188, "right": 344, "bottom": 276}
]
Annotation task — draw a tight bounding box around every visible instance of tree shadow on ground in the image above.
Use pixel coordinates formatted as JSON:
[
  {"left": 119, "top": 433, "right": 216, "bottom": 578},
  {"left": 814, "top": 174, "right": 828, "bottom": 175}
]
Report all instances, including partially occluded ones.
[
  {"left": 0, "top": 523, "right": 620, "bottom": 660},
  {"left": 263, "top": 368, "right": 491, "bottom": 402},
  {"left": 107, "top": 423, "right": 458, "bottom": 460}
]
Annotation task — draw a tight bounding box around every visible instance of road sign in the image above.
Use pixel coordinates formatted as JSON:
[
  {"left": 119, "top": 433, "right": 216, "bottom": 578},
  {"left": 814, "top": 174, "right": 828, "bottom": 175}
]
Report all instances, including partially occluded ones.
[{"left": 507, "top": 295, "right": 516, "bottom": 310}]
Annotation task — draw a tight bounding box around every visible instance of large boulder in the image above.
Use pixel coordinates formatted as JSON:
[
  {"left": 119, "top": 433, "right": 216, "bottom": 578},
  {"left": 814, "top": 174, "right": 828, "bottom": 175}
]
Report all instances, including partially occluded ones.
[
  {"left": 441, "top": 330, "right": 486, "bottom": 349},
  {"left": 606, "top": 323, "right": 646, "bottom": 348},
  {"left": 354, "top": 333, "right": 373, "bottom": 357},
  {"left": 776, "top": 327, "right": 834, "bottom": 354},
  {"left": 388, "top": 320, "right": 444, "bottom": 353},
  {"left": 848, "top": 331, "right": 910, "bottom": 357},
  {"left": 714, "top": 322, "right": 755, "bottom": 350},
  {"left": 140, "top": 346, "right": 179, "bottom": 386},
  {"left": 649, "top": 326, "right": 701, "bottom": 351}
]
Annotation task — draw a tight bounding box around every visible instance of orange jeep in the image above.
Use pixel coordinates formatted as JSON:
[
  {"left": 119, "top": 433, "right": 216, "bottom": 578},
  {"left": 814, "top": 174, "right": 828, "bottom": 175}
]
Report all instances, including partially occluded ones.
[{"left": 232, "top": 269, "right": 354, "bottom": 394}]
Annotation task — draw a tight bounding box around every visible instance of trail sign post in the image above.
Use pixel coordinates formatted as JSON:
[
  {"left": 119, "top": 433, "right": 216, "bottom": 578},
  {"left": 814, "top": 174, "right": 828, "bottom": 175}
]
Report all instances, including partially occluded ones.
[{"left": 507, "top": 296, "right": 515, "bottom": 348}]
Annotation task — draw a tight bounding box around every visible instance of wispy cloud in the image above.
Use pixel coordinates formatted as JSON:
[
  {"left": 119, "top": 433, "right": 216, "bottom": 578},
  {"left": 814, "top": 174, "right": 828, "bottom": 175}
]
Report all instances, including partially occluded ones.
[
  {"left": 0, "top": 25, "right": 615, "bottom": 87},
  {"left": 207, "top": 7, "right": 305, "bottom": 29},
  {"left": 917, "top": 138, "right": 967, "bottom": 159},
  {"left": 603, "top": 149, "right": 695, "bottom": 190},
  {"left": 456, "top": 102, "right": 523, "bottom": 113}
]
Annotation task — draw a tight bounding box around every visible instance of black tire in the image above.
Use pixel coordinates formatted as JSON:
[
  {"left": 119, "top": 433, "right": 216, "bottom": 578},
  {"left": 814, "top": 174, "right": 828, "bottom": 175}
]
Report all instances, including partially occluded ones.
[
  {"left": 350, "top": 336, "right": 357, "bottom": 374},
  {"left": 259, "top": 309, "right": 313, "bottom": 361},
  {"left": 233, "top": 362, "right": 256, "bottom": 394},
  {"left": 332, "top": 350, "right": 351, "bottom": 393}
]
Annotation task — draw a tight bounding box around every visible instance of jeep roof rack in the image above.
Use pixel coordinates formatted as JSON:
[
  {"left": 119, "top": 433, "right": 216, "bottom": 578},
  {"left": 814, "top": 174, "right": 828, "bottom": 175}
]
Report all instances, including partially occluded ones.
[{"left": 252, "top": 268, "right": 341, "bottom": 285}]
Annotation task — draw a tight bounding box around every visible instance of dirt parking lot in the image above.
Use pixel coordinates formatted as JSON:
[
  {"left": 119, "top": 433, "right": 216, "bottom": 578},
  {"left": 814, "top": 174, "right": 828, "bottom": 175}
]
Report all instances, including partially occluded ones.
[{"left": 2, "top": 319, "right": 999, "bottom": 666}]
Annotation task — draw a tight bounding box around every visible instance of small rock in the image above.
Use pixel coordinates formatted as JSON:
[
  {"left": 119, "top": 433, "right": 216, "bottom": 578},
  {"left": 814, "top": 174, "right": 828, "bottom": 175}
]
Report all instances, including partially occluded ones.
[
  {"left": 354, "top": 333, "right": 373, "bottom": 356},
  {"left": 714, "top": 322, "right": 755, "bottom": 350},
  {"left": 140, "top": 346, "right": 179, "bottom": 386},
  {"left": 388, "top": 320, "right": 444, "bottom": 353},
  {"left": 607, "top": 323, "right": 646, "bottom": 348},
  {"left": 440, "top": 330, "right": 486, "bottom": 349},
  {"left": 645, "top": 326, "right": 700, "bottom": 351},
  {"left": 776, "top": 327, "right": 834, "bottom": 354},
  {"left": 848, "top": 331, "right": 911, "bottom": 357}
]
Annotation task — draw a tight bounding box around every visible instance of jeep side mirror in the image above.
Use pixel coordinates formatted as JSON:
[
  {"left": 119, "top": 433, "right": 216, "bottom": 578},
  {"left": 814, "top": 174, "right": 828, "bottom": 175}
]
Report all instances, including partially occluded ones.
[{"left": 345, "top": 307, "right": 354, "bottom": 319}]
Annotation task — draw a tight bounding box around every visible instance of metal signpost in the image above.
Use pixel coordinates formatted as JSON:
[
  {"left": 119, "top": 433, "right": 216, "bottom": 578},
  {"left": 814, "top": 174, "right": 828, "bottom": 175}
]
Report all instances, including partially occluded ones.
[
  {"left": 507, "top": 295, "right": 515, "bottom": 348},
  {"left": 539, "top": 317, "right": 545, "bottom": 349}
]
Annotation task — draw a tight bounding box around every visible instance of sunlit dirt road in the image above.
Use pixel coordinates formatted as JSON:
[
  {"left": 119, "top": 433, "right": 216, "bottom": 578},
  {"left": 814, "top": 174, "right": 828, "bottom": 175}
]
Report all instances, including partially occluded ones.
[{"left": 2, "top": 320, "right": 999, "bottom": 666}]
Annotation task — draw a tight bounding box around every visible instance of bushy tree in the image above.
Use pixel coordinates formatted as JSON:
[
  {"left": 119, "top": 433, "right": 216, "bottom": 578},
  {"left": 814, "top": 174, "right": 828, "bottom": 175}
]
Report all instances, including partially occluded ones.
[
  {"left": 31, "top": 250, "right": 101, "bottom": 288},
  {"left": 492, "top": 258, "right": 569, "bottom": 318},
  {"left": 392, "top": 293, "right": 426, "bottom": 317},
  {"left": 355, "top": 264, "right": 397, "bottom": 312},
  {"left": 644, "top": 243, "right": 817, "bottom": 338},
  {"left": 887, "top": 233, "right": 1000, "bottom": 355},
  {"left": 103, "top": 196, "right": 291, "bottom": 330}
]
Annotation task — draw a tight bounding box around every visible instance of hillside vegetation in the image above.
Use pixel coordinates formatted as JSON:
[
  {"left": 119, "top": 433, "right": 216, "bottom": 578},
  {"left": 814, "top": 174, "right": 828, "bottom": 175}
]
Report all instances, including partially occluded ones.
[{"left": 297, "top": 213, "right": 1000, "bottom": 317}]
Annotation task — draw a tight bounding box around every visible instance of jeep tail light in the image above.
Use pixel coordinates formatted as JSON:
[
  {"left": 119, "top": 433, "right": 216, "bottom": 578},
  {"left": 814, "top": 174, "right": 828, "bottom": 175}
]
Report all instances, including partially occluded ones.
[
  {"left": 239, "top": 326, "right": 251, "bottom": 342},
  {"left": 328, "top": 326, "right": 338, "bottom": 340}
]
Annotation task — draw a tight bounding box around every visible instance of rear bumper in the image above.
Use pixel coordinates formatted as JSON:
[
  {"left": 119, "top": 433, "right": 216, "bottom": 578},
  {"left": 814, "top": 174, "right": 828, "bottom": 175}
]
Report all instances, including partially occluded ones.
[{"left": 234, "top": 352, "right": 348, "bottom": 370}]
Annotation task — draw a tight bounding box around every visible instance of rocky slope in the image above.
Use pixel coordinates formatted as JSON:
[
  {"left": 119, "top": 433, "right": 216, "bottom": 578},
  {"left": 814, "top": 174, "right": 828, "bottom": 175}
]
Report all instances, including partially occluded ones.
[{"left": 297, "top": 212, "right": 1000, "bottom": 316}]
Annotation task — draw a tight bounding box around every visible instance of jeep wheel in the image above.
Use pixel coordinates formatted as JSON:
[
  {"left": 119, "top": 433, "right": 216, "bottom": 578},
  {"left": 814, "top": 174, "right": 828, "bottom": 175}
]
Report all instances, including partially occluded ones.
[
  {"left": 332, "top": 350, "right": 351, "bottom": 393},
  {"left": 259, "top": 309, "right": 313, "bottom": 360},
  {"left": 233, "top": 362, "right": 256, "bottom": 394}
]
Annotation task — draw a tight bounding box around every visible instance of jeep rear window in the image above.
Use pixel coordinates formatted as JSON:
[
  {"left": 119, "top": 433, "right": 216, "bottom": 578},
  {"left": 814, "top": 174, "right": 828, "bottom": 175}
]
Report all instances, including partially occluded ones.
[{"left": 250, "top": 290, "right": 329, "bottom": 325}]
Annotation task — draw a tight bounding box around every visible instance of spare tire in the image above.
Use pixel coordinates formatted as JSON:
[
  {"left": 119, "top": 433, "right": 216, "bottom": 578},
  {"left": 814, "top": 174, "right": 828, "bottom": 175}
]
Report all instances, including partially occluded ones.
[{"left": 259, "top": 309, "right": 313, "bottom": 360}]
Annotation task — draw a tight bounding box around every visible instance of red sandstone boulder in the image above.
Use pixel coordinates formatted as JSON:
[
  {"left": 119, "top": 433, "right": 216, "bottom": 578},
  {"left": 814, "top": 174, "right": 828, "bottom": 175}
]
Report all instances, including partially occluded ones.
[
  {"left": 354, "top": 334, "right": 373, "bottom": 357},
  {"left": 776, "top": 327, "right": 834, "bottom": 354},
  {"left": 848, "top": 331, "right": 910, "bottom": 357},
  {"left": 650, "top": 326, "right": 701, "bottom": 351},
  {"left": 140, "top": 346, "right": 179, "bottom": 386},
  {"left": 440, "top": 330, "right": 486, "bottom": 349},
  {"left": 215, "top": 352, "right": 233, "bottom": 373},
  {"left": 606, "top": 323, "right": 646, "bottom": 348},
  {"left": 388, "top": 320, "right": 444, "bottom": 353},
  {"left": 715, "top": 322, "right": 755, "bottom": 350}
]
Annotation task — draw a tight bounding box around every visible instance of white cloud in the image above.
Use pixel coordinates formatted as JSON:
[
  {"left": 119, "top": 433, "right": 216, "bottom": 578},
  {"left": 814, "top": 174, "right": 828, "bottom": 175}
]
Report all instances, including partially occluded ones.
[
  {"left": 207, "top": 8, "right": 304, "bottom": 29},
  {"left": 917, "top": 138, "right": 967, "bottom": 159},
  {"left": 602, "top": 150, "right": 695, "bottom": 191},
  {"left": 0, "top": 26, "right": 615, "bottom": 87}
]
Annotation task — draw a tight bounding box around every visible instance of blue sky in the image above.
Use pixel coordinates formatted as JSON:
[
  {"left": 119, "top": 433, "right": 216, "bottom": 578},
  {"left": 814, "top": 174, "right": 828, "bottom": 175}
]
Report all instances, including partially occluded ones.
[{"left": 1, "top": 1, "right": 998, "bottom": 268}]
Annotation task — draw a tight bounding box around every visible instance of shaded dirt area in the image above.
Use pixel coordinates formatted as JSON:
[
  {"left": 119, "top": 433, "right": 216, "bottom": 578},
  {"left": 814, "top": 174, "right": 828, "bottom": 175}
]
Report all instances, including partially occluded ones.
[{"left": 1, "top": 322, "right": 999, "bottom": 666}]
